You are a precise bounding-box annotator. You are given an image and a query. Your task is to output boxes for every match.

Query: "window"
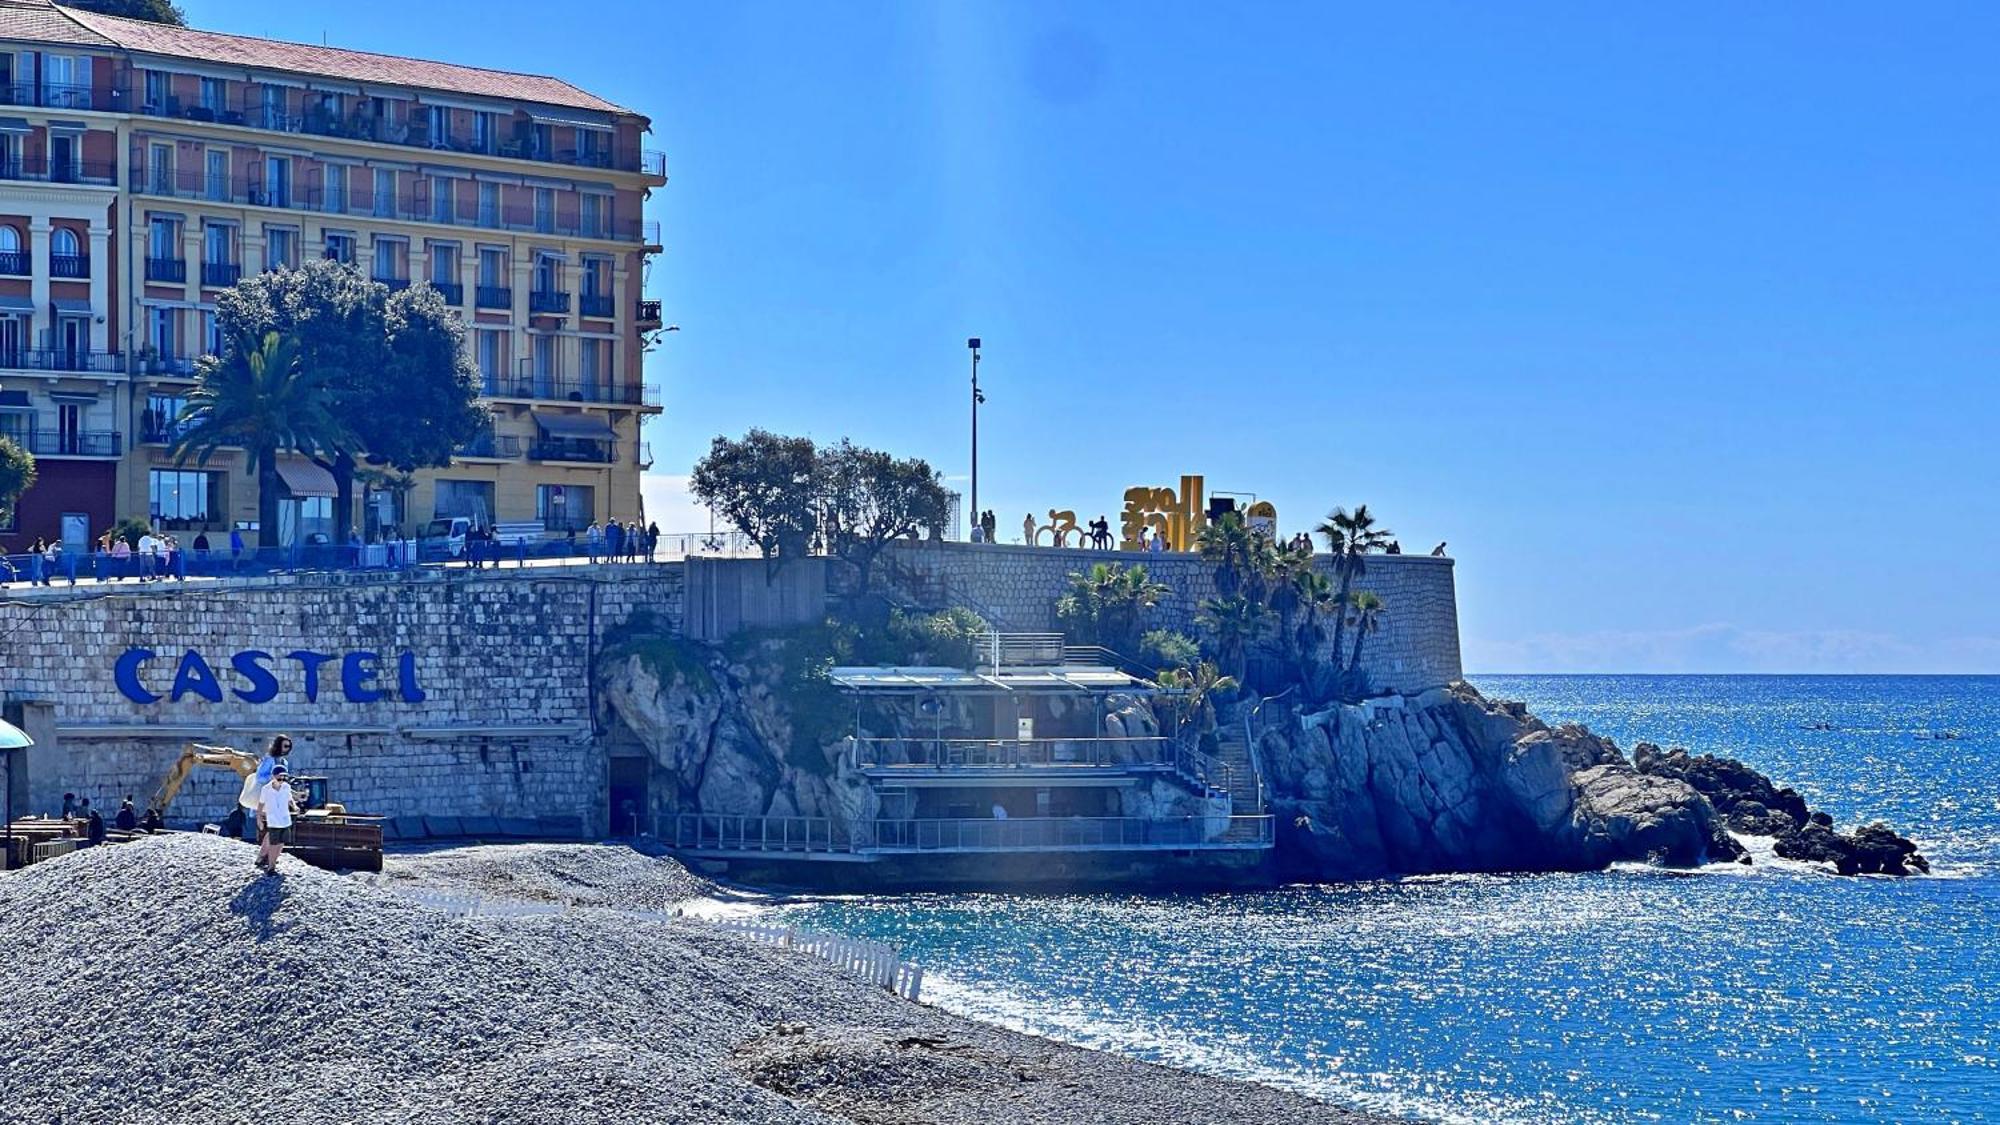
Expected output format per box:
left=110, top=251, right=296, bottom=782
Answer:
left=431, top=175, right=452, bottom=223
left=147, top=306, right=178, bottom=358
left=51, top=227, right=79, bottom=259
left=259, top=84, right=286, bottom=130
left=533, top=252, right=561, bottom=294
left=0, top=225, right=19, bottom=261
left=581, top=256, right=609, bottom=298
left=533, top=188, right=554, bottom=233
left=148, top=216, right=179, bottom=261
left=477, top=182, right=499, bottom=228
left=531, top=332, right=556, bottom=395
left=475, top=329, right=504, bottom=393
left=145, top=392, right=190, bottom=443
left=373, top=168, right=396, bottom=217
left=531, top=123, right=553, bottom=160
left=149, top=142, right=175, bottom=193
left=537, top=484, right=593, bottom=531
left=473, top=111, right=495, bottom=153
left=430, top=242, right=459, bottom=285
left=205, top=149, right=228, bottom=201
left=323, top=164, right=348, bottom=213
left=200, top=77, right=225, bottom=115
left=579, top=338, right=604, bottom=395
left=144, top=70, right=169, bottom=113
left=426, top=105, right=448, bottom=147
left=580, top=194, right=605, bottom=238
left=578, top=128, right=608, bottom=166
left=433, top=478, right=494, bottom=521
left=289, top=496, right=333, bottom=545
left=0, top=133, right=18, bottom=178
left=372, top=236, right=407, bottom=283
left=201, top=309, right=221, bottom=356
left=478, top=246, right=506, bottom=287
left=323, top=232, right=355, bottom=265
left=263, top=155, right=291, bottom=208
left=203, top=223, right=234, bottom=265
left=265, top=227, right=297, bottom=270
left=149, top=469, right=219, bottom=525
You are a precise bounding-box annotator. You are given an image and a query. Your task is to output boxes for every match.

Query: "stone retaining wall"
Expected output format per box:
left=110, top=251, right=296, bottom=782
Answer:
left=882, top=541, right=1462, bottom=694
left=0, top=564, right=683, bottom=831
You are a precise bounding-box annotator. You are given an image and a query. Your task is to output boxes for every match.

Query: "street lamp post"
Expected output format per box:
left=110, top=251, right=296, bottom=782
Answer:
left=968, top=337, right=983, bottom=539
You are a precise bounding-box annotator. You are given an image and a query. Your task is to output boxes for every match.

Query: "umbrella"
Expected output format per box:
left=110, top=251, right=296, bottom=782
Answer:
left=1, top=717, right=32, bottom=869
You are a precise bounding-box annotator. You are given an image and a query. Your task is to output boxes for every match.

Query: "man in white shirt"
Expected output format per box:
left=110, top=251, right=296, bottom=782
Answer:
left=137, top=531, right=162, bottom=581
left=256, top=766, right=298, bottom=873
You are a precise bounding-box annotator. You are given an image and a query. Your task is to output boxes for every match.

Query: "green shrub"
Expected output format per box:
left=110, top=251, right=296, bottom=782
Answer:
left=1140, top=628, right=1201, bottom=671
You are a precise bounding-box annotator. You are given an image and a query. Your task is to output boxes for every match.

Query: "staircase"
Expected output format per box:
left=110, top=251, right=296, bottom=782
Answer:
left=1212, top=726, right=1268, bottom=843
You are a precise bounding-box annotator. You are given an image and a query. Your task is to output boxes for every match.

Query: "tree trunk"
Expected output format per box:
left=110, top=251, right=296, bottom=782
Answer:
left=255, top=455, right=282, bottom=551
left=328, top=450, right=356, bottom=544
left=1327, top=560, right=1354, bottom=673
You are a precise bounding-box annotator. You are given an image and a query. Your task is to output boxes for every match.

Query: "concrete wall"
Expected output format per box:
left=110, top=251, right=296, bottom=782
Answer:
left=882, top=541, right=1463, bottom=694
left=682, top=555, right=829, bottom=642
left=0, top=563, right=683, bottom=830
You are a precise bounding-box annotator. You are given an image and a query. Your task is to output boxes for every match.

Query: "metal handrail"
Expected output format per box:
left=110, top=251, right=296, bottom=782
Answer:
left=848, top=735, right=1176, bottom=771
left=662, top=812, right=1275, bottom=854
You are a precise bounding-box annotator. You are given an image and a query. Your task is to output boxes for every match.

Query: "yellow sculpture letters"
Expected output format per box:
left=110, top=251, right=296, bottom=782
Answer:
left=1119, top=475, right=1206, bottom=551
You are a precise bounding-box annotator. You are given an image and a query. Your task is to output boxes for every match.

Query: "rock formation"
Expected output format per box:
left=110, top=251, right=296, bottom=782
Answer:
left=1632, top=744, right=1929, bottom=875
left=1259, top=682, right=1743, bottom=880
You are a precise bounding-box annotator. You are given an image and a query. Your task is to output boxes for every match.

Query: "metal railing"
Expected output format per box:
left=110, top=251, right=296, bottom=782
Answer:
left=529, top=439, right=617, bottom=464
left=454, top=433, right=523, bottom=459
left=0, top=251, right=24, bottom=276
left=848, top=735, right=1181, bottom=772
left=486, top=376, right=660, bottom=407
left=0, top=82, right=114, bottom=111
left=669, top=814, right=848, bottom=854
left=145, top=257, right=186, bottom=283
left=9, top=430, right=122, bottom=457
left=636, top=299, right=662, bottom=324
left=200, top=261, right=240, bottom=287
left=0, top=349, right=125, bottom=374
left=578, top=293, right=614, bottom=318
left=430, top=281, right=464, bottom=305
left=49, top=254, right=88, bottom=279
left=528, top=289, right=569, bottom=313
left=865, top=815, right=1272, bottom=852
left=0, top=155, right=116, bottom=185
left=129, top=167, right=649, bottom=242
left=475, top=285, right=511, bottom=309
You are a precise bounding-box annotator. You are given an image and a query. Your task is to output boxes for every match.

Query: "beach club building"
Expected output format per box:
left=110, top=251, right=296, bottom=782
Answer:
left=0, top=0, right=666, bottom=553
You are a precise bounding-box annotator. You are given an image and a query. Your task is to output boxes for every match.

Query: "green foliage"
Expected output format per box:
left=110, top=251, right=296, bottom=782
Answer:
left=1157, top=660, right=1239, bottom=741
left=112, top=517, right=150, bottom=549
left=1196, top=594, right=1268, bottom=684
left=62, top=0, right=184, bottom=24
left=879, top=607, right=989, bottom=668
left=819, top=439, right=950, bottom=592
left=602, top=632, right=716, bottom=695
left=691, top=429, right=821, bottom=572
left=1054, top=562, right=1169, bottom=654
left=0, top=436, right=33, bottom=525
left=725, top=622, right=858, bottom=777
left=1140, top=628, right=1200, bottom=672
left=1315, top=504, right=1395, bottom=698
left=175, top=331, right=345, bottom=540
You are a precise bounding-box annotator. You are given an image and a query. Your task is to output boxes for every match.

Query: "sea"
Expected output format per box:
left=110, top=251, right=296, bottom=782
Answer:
left=772, top=675, right=1999, bottom=1124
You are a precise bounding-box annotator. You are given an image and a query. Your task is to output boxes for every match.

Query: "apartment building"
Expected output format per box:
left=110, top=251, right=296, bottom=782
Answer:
left=0, top=0, right=666, bottom=551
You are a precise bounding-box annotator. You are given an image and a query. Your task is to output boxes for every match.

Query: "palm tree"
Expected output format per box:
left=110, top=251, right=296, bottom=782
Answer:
left=1342, top=590, right=1387, bottom=697
left=1196, top=594, right=1266, bottom=684
left=1056, top=562, right=1169, bottom=654
left=1195, top=512, right=1257, bottom=600
left=1157, top=660, right=1239, bottom=745
left=1315, top=504, right=1393, bottom=674
left=1291, top=570, right=1337, bottom=698
left=173, top=331, right=346, bottom=546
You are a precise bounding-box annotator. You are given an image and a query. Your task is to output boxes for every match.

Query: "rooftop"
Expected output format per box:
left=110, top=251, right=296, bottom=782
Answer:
left=0, top=1, right=636, bottom=116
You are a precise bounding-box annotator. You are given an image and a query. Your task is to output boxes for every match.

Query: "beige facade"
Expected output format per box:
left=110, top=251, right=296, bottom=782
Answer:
left=0, top=0, right=666, bottom=550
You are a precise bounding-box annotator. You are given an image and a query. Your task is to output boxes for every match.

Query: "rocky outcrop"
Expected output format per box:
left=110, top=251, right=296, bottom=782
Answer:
left=1262, top=683, right=1742, bottom=880
left=1634, top=744, right=1929, bottom=875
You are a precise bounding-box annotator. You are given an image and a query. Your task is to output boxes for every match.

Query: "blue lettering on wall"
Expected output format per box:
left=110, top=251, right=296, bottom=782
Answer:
left=286, top=651, right=336, bottom=703
left=114, top=647, right=426, bottom=706
left=115, top=648, right=161, bottom=704
left=341, top=652, right=384, bottom=704
left=170, top=650, right=224, bottom=703
left=230, top=650, right=279, bottom=704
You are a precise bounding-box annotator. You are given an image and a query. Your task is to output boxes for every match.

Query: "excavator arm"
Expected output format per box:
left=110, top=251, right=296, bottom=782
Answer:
left=151, top=743, right=260, bottom=815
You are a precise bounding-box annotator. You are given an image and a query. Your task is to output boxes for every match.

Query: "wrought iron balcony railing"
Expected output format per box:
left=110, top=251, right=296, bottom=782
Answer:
left=201, top=261, right=241, bottom=287
left=636, top=299, right=663, bottom=324
left=145, top=257, right=186, bottom=283
left=12, top=430, right=123, bottom=457
left=475, top=285, right=512, bottom=309
left=579, top=293, right=614, bottom=318
left=429, top=281, right=464, bottom=305
left=0, top=349, right=125, bottom=374
left=529, top=289, right=570, bottom=314
left=49, top=254, right=89, bottom=279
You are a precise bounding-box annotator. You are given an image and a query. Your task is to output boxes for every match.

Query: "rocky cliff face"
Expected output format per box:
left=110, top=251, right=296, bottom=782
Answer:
left=1260, top=683, right=1744, bottom=880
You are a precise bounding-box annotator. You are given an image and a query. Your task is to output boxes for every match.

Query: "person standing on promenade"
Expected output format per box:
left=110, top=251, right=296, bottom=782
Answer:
left=646, top=521, right=660, bottom=563
left=229, top=527, right=245, bottom=571
left=111, top=535, right=132, bottom=580
left=586, top=521, right=602, bottom=563
left=255, top=767, right=297, bottom=873
left=605, top=520, right=624, bottom=562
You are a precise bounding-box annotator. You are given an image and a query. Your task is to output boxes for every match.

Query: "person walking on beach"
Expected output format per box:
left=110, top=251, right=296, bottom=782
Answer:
left=240, top=735, right=293, bottom=844
left=255, top=766, right=297, bottom=873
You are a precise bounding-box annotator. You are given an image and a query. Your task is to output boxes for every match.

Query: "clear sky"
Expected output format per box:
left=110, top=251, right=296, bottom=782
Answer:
left=196, top=0, right=1999, bottom=673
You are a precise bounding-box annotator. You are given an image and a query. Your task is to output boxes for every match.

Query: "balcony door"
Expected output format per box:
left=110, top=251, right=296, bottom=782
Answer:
left=50, top=133, right=78, bottom=183
left=53, top=316, right=86, bottom=369
left=0, top=315, right=22, bottom=368
left=56, top=402, right=79, bottom=454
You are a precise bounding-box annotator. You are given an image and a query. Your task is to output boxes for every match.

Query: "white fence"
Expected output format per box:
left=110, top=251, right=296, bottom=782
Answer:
left=395, top=890, right=921, bottom=1002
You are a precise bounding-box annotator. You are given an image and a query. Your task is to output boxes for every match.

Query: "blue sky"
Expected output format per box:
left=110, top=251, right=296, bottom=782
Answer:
left=198, top=1, right=1999, bottom=673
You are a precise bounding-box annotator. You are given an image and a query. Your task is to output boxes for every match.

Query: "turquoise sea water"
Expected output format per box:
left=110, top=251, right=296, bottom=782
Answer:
left=774, top=675, right=1999, bottom=1123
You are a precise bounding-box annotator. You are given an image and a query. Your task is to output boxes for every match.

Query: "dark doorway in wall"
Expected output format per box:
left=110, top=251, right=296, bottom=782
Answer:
left=607, top=757, right=648, bottom=837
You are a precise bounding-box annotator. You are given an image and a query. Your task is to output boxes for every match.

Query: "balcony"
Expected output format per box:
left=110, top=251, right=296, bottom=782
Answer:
left=475, top=285, right=512, bottom=310
left=579, top=293, right=614, bottom=318
left=0, top=251, right=25, bottom=277
left=49, top=255, right=89, bottom=280
left=0, top=82, right=116, bottom=112
left=201, top=262, right=241, bottom=288
left=129, top=83, right=665, bottom=177
left=636, top=441, right=653, bottom=468
left=376, top=276, right=411, bottom=292
left=529, top=439, right=617, bottom=464
left=14, top=430, right=123, bottom=458
left=484, top=376, right=661, bottom=407
left=142, top=415, right=197, bottom=445
left=454, top=432, right=523, bottom=460
left=529, top=290, right=570, bottom=314
left=429, top=281, right=464, bottom=305
left=129, top=168, right=650, bottom=242
left=642, top=220, right=662, bottom=247
left=137, top=353, right=203, bottom=377
left=0, top=349, right=124, bottom=374
left=145, top=257, right=187, bottom=284
left=0, top=155, right=118, bottom=187
left=636, top=299, right=662, bottom=326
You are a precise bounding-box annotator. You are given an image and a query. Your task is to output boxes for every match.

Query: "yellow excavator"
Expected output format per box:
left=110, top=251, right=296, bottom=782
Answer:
left=152, top=742, right=385, bottom=872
